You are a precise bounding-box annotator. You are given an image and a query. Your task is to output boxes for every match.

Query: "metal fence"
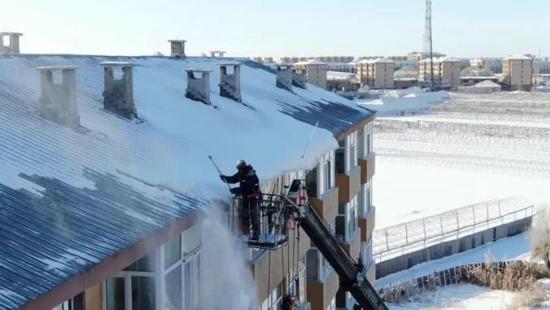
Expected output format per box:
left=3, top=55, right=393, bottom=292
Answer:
left=373, top=196, right=534, bottom=263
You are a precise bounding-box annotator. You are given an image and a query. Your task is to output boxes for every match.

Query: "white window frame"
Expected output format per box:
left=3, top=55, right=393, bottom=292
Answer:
left=102, top=227, right=202, bottom=310
left=318, top=151, right=335, bottom=196
left=346, top=131, right=358, bottom=172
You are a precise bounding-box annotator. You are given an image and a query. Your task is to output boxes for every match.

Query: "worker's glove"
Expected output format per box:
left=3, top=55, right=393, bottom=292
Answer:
left=219, top=175, right=227, bottom=182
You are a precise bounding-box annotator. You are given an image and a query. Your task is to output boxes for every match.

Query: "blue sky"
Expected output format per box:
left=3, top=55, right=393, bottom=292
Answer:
left=1, top=0, right=549, bottom=58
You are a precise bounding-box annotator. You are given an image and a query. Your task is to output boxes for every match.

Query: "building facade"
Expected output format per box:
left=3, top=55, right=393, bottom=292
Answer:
left=294, top=59, right=328, bottom=89
left=418, top=57, right=462, bottom=89
left=501, top=55, right=533, bottom=91
left=470, top=57, right=503, bottom=74
left=1, top=43, right=377, bottom=310
left=356, top=59, right=395, bottom=89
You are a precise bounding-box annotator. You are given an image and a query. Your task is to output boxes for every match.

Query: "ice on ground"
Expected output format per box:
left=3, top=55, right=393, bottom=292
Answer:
left=376, top=232, right=531, bottom=288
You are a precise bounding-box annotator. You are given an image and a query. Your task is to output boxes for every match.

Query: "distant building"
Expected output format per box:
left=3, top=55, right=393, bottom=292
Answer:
left=470, top=57, right=502, bottom=74
left=418, top=57, right=462, bottom=89
left=327, top=61, right=356, bottom=73
left=252, top=56, right=275, bottom=64
left=501, top=55, right=533, bottom=91
left=533, top=58, right=550, bottom=75
left=394, top=69, right=418, bottom=89
left=294, top=59, right=328, bottom=88
left=355, top=58, right=395, bottom=89
left=326, top=71, right=360, bottom=91
left=407, top=51, right=446, bottom=62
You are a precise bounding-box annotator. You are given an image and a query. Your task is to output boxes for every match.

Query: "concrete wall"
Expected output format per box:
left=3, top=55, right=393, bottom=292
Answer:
left=375, top=216, right=532, bottom=279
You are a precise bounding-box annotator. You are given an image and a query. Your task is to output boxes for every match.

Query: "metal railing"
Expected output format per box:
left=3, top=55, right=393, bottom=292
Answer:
left=373, top=196, right=534, bottom=263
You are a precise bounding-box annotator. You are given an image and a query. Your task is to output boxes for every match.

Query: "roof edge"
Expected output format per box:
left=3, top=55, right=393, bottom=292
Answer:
left=21, top=211, right=200, bottom=310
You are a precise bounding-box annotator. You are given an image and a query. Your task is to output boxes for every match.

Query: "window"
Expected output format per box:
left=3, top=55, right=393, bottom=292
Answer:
left=335, top=146, right=345, bottom=174
left=131, top=276, right=156, bottom=310
left=165, top=266, right=182, bottom=310
left=165, top=235, right=182, bottom=268
left=323, top=160, right=332, bottom=193
left=106, top=277, right=126, bottom=310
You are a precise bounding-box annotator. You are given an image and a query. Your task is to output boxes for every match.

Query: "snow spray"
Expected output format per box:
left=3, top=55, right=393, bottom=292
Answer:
left=199, top=202, right=258, bottom=309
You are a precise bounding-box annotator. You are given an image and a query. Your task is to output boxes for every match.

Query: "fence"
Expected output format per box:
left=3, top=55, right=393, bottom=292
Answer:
left=377, top=261, right=523, bottom=304
left=373, top=196, right=534, bottom=263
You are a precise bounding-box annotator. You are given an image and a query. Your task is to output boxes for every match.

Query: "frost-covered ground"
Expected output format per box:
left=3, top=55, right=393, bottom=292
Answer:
left=372, top=91, right=550, bottom=228
left=387, top=284, right=520, bottom=310
left=358, top=87, right=449, bottom=116
left=388, top=279, right=550, bottom=309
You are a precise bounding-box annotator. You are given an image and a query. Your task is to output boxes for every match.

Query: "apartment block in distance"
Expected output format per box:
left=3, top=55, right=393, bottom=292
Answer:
left=501, top=55, right=533, bottom=91
left=355, top=58, right=395, bottom=89
left=293, top=59, right=328, bottom=89
left=418, top=57, right=462, bottom=89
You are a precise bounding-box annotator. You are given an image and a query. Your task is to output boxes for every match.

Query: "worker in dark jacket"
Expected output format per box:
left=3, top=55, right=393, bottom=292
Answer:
left=221, top=160, right=261, bottom=240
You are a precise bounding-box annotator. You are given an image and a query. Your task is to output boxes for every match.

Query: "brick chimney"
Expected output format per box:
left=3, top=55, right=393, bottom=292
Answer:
left=37, top=66, right=80, bottom=129
left=276, top=64, right=293, bottom=92
left=0, top=32, right=23, bottom=55
left=219, top=63, right=241, bottom=102
left=99, top=62, right=136, bottom=119
left=169, top=40, right=186, bottom=58
left=186, top=69, right=212, bottom=105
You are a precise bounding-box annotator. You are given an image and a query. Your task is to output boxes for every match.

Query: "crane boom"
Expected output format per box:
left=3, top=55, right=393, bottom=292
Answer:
left=288, top=198, right=387, bottom=310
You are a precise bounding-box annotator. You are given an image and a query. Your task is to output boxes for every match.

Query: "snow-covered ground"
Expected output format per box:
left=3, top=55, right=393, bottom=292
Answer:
left=388, top=284, right=520, bottom=310
left=373, top=91, right=550, bottom=228
left=357, top=87, right=449, bottom=116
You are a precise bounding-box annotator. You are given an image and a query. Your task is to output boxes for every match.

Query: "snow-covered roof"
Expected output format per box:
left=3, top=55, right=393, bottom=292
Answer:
left=295, top=59, right=327, bottom=65
left=326, top=71, right=358, bottom=81
left=472, top=80, right=502, bottom=88
left=419, top=56, right=462, bottom=63
left=503, top=54, right=533, bottom=60
left=0, top=54, right=374, bottom=308
left=357, top=58, right=394, bottom=64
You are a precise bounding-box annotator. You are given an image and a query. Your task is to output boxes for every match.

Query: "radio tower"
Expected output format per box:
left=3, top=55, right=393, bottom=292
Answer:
left=423, top=0, right=435, bottom=90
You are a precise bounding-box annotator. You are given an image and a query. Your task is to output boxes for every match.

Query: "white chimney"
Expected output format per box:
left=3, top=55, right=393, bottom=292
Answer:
left=37, top=66, right=80, bottom=129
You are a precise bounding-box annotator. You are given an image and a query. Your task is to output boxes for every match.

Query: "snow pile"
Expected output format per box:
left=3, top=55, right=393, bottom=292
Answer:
left=357, top=88, right=449, bottom=116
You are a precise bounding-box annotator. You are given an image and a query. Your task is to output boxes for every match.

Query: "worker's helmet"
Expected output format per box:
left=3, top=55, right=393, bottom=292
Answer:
left=236, top=160, right=247, bottom=170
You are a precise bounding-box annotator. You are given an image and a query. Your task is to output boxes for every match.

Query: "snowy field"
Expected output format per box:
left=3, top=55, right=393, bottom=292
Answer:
left=388, top=284, right=520, bottom=310
left=372, top=91, right=550, bottom=228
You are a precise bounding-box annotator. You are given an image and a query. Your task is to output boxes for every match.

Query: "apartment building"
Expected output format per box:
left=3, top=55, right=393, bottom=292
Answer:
left=0, top=39, right=377, bottom=310
left=355, top=58, right=395, bottom=89
left=293, top=59, right=328, bottom=89
left=470, top=57, right=503, bottom=74
left=418, top=57, right=462, bottom=89
left=304, top=111, right=376, bottom=310
left=501, top=55, right=533, bottom=91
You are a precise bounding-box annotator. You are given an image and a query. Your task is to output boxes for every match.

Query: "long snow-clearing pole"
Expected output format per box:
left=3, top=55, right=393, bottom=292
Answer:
left=296, top=121, right=319, bottom=172
left=208, top=155, right=232, bottom=190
